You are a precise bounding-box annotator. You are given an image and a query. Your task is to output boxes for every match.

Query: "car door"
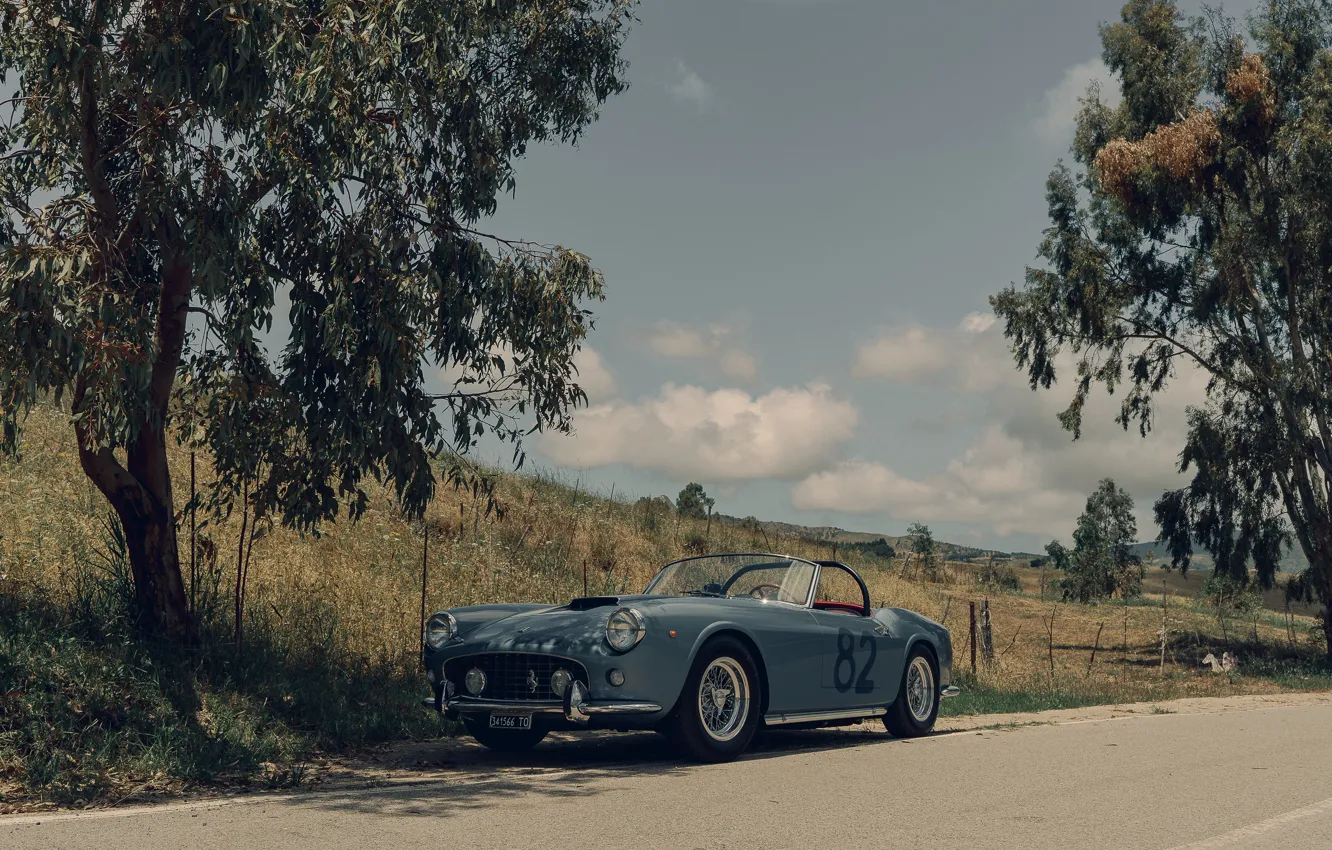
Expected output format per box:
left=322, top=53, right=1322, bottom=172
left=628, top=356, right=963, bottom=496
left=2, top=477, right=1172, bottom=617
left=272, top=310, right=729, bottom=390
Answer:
left=808, top=564, right=905, bottom=710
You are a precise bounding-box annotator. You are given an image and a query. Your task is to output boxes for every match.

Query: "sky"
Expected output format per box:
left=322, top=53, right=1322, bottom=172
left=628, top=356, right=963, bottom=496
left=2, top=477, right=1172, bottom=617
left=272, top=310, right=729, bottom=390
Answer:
left=4, top=0, right=1258, bottom=554
left=455, top=0, right=1272, bottom=554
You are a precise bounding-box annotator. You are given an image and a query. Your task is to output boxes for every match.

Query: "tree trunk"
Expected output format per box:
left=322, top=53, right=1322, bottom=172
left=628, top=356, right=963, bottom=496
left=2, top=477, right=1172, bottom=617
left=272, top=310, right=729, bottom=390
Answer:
left=72, top=222, right=194, bottom=643
left=116, top=485, right=191, bottom=640
left=77, top=409, right=191, bottom=641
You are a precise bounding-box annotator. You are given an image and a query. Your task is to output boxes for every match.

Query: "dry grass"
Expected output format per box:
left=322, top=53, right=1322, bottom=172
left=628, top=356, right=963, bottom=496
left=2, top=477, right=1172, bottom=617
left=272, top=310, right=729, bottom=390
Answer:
left=3, top=400, right=1327, bottom=700
left=2, top=402, right=1331, bottom=806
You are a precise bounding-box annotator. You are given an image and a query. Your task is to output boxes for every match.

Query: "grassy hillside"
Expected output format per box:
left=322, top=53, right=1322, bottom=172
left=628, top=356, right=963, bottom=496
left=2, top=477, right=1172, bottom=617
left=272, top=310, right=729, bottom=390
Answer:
left=2, top=400, right=1331, bottom=810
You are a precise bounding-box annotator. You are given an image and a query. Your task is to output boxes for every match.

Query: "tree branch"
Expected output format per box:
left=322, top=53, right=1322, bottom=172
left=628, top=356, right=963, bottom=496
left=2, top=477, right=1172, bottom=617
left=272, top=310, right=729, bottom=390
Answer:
left=78, top=1, right=119, bottom=228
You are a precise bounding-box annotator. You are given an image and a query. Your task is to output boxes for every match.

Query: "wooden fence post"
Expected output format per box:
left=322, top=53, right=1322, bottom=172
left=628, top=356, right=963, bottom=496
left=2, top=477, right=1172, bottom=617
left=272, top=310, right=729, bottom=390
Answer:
left=969, top=601, right=978, bottom=675
left=979, top=599, right=994, bottom=664
left=419, top=524, right=429, bottom=657
left=189, top=450, right=197, bottom=621
left=1046, top=604, right=1057, bottom=677
left=1123, top=605, right=1130, bottom=665
left=1159, top=578, right=1169, bottom=670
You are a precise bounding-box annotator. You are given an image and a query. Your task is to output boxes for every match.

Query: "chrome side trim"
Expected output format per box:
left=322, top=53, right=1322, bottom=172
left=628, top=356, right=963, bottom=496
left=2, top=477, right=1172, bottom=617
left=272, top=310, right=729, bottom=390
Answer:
left=763, top=707, right=887, bottom=726
left=940, top=686, right=961, bottom=699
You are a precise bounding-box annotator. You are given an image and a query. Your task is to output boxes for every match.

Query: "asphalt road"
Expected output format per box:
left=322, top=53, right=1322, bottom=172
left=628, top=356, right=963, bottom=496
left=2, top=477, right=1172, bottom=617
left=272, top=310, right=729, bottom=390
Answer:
left=6, top=695, right=1332, bottom=850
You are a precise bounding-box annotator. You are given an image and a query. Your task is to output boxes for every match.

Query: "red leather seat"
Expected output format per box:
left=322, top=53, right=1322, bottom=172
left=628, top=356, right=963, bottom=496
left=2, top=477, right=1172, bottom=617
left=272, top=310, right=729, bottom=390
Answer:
left=812, top=600, right=868, bottom=616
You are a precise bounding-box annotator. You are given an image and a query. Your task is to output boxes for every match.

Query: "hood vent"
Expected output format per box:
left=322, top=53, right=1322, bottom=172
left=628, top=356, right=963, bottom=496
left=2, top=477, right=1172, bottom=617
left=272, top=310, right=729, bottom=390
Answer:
left=567, top=596, right=620, bottom=611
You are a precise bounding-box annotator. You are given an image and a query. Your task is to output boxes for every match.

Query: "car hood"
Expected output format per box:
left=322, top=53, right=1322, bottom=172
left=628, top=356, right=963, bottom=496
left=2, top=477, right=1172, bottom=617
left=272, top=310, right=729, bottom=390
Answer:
left=453, top=593, right=780, bottom=656
left=458, top=595, right=661, bottom=656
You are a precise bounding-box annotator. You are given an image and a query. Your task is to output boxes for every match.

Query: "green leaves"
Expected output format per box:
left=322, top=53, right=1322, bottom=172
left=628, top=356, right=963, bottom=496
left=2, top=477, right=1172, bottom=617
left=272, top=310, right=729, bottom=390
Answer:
left=994, top=1, right=1332, bottom=640
left=675, top=482, right=714, bottom=520
left=0, top=1, right=634, bottom=541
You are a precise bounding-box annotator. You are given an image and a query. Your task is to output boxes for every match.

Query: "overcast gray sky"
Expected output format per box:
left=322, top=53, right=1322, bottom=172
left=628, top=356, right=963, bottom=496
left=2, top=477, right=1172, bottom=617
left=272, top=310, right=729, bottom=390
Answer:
left=461, top=0, right=1272, bottom=553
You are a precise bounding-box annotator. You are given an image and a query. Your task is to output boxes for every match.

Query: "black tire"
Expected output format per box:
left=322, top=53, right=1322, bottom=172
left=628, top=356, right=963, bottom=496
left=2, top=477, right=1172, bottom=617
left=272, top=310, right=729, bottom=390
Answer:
left=883, top=645, right=940, bottom=738
left=668, top=637, right=763, bottom=763
left=463, top=715, right=548, bottom=752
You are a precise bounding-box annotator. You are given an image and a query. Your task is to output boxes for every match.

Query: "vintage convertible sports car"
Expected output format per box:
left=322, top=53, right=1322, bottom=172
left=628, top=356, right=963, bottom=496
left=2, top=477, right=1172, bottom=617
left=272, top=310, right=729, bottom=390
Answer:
left=422, top=553, right=958, bottom=762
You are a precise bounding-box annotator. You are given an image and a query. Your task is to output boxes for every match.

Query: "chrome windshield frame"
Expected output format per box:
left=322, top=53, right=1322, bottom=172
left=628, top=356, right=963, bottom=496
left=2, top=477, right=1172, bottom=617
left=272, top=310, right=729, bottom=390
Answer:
left=643, top=553, right=822, bottom=609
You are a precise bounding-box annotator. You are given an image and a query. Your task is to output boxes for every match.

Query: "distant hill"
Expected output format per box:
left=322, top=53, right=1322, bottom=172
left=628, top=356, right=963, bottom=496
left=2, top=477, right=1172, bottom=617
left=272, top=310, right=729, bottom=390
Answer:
left=713, top=514, right=1033, bottom=563
left=715, top=514, right=1308, bottom=574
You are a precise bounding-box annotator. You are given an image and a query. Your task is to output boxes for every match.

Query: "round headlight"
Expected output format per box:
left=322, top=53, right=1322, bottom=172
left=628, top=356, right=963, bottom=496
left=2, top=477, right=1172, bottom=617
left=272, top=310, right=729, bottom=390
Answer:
left=605, top=607, right=646, bottom=652
left=464, top=667, right=487, bottom=695
left=425, top=611, right=458, bottom=651
left=550, top=668, right=573, bottom=697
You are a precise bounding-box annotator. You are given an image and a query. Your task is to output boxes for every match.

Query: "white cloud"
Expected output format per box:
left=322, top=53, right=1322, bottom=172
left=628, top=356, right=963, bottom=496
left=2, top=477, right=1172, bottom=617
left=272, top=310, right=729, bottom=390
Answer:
left=541, top=382, right=858, bottom=482
left=799, top=333, right=1210, bottom=541
left=572, top=347, right=617, bottom=404
left=648, top=320, right=758, bottom=382
left=668, top=61, right=713, bottom=113
left=960, top=312, right=997, bottom=334
left=831, top=313, right=1213, bottom=541
left=1035, top=58, right=1122, bottom=145
left=852, top=313, right=1013, bottom=394
left=852, top=326, right=950, bottom=383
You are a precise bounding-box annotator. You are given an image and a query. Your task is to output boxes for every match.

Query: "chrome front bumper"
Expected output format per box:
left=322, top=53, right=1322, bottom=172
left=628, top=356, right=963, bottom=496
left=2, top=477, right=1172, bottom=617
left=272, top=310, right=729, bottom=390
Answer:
left=424, top=681, right=661, bottom=725
left=940, top=685, right=961, bottom=699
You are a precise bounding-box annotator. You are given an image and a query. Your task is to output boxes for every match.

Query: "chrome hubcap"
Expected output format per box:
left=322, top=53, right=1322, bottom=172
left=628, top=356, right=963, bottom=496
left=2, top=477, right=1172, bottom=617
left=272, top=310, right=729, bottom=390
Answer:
left=906, top=656, right=935, bottom=723
left=698, top=657, right=749, bottom=742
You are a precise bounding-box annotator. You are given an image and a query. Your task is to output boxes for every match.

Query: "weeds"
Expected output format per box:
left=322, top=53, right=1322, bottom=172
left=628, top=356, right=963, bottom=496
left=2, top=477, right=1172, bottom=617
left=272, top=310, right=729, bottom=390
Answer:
left=2, top=404, right=1330, bottom=808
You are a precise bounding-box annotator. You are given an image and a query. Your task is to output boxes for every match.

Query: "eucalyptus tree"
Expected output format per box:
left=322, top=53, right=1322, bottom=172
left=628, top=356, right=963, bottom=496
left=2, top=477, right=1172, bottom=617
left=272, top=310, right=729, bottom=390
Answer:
left=1054, top=478, right=1144, bottom=603
left=0, top=1, right=635, bottom=640
left=991, top=0, right=1332, bottom=653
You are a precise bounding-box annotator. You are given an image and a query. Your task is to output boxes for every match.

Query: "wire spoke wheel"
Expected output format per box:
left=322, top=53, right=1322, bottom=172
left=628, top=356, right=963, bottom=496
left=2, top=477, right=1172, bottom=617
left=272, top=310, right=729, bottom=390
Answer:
left=905, top=655, right=935, bottom=723
left=696, top=656, right=750, bottom=742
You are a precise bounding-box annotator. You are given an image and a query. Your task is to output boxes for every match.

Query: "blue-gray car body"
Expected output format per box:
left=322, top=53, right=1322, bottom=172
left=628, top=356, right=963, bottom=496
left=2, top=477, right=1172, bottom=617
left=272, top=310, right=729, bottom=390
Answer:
left=422, top=554, right=956, bottom=732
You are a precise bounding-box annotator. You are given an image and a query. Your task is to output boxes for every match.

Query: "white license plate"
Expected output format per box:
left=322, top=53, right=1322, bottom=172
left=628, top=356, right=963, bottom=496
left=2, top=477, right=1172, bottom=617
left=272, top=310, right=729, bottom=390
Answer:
left=488, top=713, right=533, bottom=730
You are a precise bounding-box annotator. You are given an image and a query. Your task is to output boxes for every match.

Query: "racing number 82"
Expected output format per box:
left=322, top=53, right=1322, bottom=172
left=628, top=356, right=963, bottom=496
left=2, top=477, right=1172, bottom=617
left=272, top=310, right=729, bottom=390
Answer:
left=833, top=627, right=877, bottom=694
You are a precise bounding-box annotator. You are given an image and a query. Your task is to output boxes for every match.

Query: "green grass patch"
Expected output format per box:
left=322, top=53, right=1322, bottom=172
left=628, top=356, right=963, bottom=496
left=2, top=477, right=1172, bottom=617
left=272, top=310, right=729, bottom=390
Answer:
left=1238, top=656, right=1332, bottom=690
left=939, top=675, right=1119, bottom=717
left=0, top=587, right=450, bottom=809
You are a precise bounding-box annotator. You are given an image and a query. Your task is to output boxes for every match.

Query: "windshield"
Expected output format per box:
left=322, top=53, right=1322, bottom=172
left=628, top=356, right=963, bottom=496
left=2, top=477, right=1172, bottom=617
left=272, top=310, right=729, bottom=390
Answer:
left=644, top=554, right=817, bottom=606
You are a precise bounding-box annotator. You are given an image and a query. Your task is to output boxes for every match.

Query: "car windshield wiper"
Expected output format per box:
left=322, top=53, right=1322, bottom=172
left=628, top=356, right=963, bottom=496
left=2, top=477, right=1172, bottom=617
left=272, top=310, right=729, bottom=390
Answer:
left=681, top=590, right=726, bottom=597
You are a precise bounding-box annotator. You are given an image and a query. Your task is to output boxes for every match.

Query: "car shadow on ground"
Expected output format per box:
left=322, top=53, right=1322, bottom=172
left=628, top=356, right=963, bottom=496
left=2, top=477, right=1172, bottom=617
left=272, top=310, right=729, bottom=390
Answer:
left=293, top=723, right=918, bottom=818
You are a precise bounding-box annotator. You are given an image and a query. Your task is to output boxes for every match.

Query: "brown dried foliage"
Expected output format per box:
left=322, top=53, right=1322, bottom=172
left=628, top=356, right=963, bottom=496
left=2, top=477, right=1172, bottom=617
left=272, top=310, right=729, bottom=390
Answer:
left=1094, top=110, right=1220, bottom=203
left=1226, top=53, right=1276, bottom=124
left=1149, top=110, right=1221, bottom=180
left=1095, top=139, right=1148, bottom=204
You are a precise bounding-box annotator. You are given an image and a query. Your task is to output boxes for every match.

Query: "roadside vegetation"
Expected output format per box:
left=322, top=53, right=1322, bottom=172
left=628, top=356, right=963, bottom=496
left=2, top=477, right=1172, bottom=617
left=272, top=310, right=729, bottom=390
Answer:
left=4, top=403, right=1331, bottom=810
left=7, top=0, right=1332, bottom=812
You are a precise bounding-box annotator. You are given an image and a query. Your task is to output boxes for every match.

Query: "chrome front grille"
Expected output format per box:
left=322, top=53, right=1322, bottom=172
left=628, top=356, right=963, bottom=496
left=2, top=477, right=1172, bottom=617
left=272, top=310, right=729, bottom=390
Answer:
left=444, top=653, right=589, bottom=702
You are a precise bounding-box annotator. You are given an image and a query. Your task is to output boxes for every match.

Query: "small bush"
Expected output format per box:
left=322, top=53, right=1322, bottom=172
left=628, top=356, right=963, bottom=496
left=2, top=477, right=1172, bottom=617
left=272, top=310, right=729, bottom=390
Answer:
left=682, top=532, right=708, bottom=556
left=977, top=560, right=1021, bottom=592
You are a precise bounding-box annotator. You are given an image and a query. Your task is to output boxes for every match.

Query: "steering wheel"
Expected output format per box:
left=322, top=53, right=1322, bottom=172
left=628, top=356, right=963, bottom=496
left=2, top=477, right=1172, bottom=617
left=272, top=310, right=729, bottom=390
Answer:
left=749, top=583, right=783, bottom=601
